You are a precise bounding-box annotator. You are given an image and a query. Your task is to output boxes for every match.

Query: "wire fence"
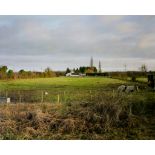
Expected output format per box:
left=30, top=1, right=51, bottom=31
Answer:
left=0, top=89, right=105, bottom=104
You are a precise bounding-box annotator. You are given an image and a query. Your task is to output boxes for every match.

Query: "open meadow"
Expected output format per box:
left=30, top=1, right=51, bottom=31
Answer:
left=0, top=77, right=127, bottom=90
left=0, top=77, right=127, bottom=103
left=0, top=77, right=154, bottom=139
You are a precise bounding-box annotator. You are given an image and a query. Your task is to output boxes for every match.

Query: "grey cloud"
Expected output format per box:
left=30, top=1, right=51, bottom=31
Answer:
left=0, top=16, right=155, bottom=71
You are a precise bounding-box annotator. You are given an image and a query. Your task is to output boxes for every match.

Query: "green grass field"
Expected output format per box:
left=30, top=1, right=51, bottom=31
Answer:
left=0, top=77, right=127, bottom=91
left=0, top=77, right=149, bottom=104
left=137, top=77, right=147, bottom=83
left=0, top=77, right=129, bottom=103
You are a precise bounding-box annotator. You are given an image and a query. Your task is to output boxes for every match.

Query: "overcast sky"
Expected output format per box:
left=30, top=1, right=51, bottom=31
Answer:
left=0, top=15, right=155, bottom=71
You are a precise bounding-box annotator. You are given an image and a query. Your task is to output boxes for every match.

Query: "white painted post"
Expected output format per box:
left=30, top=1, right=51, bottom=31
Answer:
left=7, top=98, right=10, bottom=103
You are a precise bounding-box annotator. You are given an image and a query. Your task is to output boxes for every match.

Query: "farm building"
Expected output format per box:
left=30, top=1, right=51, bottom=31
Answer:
left=66, top=71, right=85, bottom=77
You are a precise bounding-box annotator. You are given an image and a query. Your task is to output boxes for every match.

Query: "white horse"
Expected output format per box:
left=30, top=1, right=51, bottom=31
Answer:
left=117, top=85, right=139, bottom=93
left=125, top=85, right=139, bottom=93
left=117, top=85, right=127, bottom=92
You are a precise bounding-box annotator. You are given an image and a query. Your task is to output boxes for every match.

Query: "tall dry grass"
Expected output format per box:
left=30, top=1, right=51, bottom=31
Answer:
left=0, top=91, right=154, bottom=139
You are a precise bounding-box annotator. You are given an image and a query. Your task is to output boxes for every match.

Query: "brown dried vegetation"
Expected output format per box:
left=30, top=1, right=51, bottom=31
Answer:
left=0, top=92, right=154, bottom=139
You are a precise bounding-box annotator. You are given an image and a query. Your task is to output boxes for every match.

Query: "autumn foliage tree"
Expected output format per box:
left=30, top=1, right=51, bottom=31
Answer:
left=0, top=66, right=8, bottom=79
left=7, top=69, right=15, bottom=79
left=44, top=67, right=56, bottom=77
left=0, top=65, right=57, bottom=79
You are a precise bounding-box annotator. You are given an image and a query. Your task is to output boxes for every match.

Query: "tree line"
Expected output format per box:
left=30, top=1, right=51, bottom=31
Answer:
left=0, top=64, right=149, bottom=80
left=65, top=64, right=148, bottom=75
left=65, top=66, right=97, bottom=74
left=0, top=66, right=56, bottom=79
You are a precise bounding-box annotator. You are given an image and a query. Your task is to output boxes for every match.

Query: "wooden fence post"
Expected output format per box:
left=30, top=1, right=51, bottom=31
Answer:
left=90, top=90, right=92, bottom=100
left=6, top=91, right=8, bottom=98
left=129, top=103, right=132, bottom=115
left=57, top=94, right=60, bottom=103
left=41, top=91, right=44, bottom=103
left=112, top=89, right=115, bottom=98
left=64, top=91, right=66, bottom=103
left=19, top=91, right=21, bottom=103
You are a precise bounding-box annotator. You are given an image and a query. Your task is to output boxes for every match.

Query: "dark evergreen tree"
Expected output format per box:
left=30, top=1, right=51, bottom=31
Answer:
left=65, top=68, right=71, bottom=74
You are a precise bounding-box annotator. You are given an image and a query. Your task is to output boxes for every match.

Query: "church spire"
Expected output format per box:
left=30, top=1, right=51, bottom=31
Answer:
left=90, top=57, right=93, bottom=67
left=98, top=60, right=102, bottom=73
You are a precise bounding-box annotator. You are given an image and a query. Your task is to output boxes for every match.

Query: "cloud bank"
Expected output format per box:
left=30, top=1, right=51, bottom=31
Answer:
left=0, top=15, right=155, bottom=71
